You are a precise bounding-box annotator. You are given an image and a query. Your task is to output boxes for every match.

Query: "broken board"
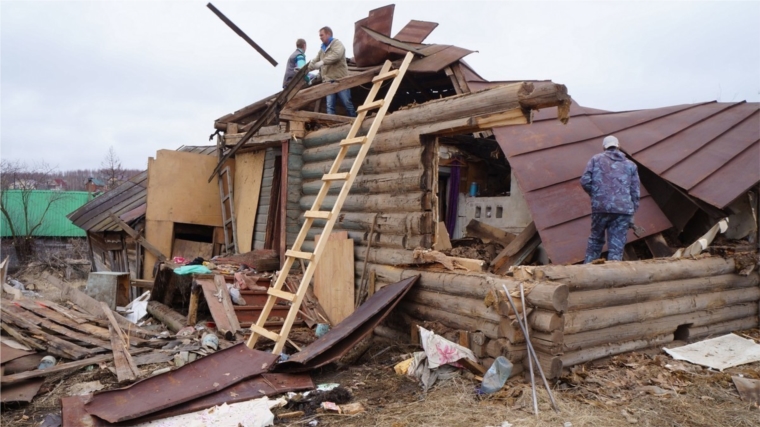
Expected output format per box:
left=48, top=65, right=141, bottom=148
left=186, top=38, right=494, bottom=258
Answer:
left=198, top=276, right=240, bottom=337
left=313, top=232, right=355, bottom=325
left=171, top=238, right=214, bottom=261
left=233, top=151, right=266, bottom=253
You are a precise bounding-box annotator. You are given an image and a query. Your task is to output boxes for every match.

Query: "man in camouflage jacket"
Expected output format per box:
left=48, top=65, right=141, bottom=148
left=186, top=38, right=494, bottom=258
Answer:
left=580, top=135, right=641, bottom=263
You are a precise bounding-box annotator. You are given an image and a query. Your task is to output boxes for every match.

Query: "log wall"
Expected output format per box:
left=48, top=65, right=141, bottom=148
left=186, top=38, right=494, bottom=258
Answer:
left=512, top=255, right=760, bottom=377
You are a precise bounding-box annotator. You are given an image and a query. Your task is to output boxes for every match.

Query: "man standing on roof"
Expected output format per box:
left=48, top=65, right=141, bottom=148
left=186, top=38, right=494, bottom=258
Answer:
left=283, top=38, right=308, bottom=88
left=580, top=135, right=641, bottom=263
left=307, top=26, right=357, bottom=117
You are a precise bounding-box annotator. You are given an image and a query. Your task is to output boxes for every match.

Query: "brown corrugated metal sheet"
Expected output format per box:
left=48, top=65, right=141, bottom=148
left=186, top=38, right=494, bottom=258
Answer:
left=84, top=343, right=278, bottom=423
left=493, top=100, right=760, bottom=264
left=394, top=19, right=438, bottom=43
left=353, top=4, right=395, bottom=67
left=68, top=146, right=217, bottom=233
left=407, top=45, right=476, bottom=73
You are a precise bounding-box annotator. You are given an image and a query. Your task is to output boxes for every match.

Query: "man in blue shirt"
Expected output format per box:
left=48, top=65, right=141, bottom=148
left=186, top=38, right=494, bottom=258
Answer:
left=580, top=135, right=641, bottom=263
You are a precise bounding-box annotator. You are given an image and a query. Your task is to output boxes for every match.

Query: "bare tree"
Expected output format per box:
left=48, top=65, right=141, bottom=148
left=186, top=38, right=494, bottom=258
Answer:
left=99, top=146, right=124, bottom=190
left=0, top=160, right=70, bottom=264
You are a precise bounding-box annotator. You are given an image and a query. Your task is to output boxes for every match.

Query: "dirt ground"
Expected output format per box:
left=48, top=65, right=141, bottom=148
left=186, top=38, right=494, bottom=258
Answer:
left=2, top=269, right=759, bottom=426
left=272, top=335, right=760, bottom=427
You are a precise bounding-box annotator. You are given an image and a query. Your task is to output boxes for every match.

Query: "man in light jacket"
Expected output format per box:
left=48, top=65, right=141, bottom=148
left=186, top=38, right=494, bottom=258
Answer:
left=580, top=135, right=641, bottom=263
left=307, top=26, right=356, bottom=117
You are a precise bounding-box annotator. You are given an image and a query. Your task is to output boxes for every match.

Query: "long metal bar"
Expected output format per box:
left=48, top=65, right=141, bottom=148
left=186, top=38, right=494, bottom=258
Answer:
left=207, top=3, right=278, bottom=66
left=502, top=284, right=560, bottom=413
left=521, top=283, right=539, bottom=416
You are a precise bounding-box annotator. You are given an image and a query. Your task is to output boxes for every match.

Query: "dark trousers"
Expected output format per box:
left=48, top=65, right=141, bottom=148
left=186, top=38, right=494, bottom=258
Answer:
left=584, top=213, right=632, bottom=263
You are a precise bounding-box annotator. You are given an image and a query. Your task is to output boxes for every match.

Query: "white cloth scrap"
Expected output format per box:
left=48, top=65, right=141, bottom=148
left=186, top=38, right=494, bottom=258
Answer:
left=664, top=333, right=760, bottom=371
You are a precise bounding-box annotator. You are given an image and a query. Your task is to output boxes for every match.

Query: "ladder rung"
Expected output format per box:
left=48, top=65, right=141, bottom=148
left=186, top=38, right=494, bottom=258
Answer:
left=304, top=210, right=331, bottom=219
left=322, top=173, right=350, bottom=181
left=267, top=288, right=295, bottom=302
left=357, top=99, right=384, bottom=113
left=339, top=136, right=367, bottom=147
left=249, top=324, right=280, bottom=342
left=372, top=69, right=399, bottom=83
left=285, top=250, right=314, bottom=261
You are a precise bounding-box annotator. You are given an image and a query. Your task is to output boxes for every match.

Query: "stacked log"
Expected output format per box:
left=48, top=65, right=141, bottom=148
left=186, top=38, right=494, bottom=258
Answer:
left=361, top=263, right=568, bottom=376
left=513, top=256, right=760, bottom=377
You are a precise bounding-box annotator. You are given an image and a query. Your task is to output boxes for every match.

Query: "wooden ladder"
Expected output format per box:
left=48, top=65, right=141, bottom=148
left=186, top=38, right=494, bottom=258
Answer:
left=246, top=52, right=414, bottom=353
left=218, top=165, right=238, bottom=254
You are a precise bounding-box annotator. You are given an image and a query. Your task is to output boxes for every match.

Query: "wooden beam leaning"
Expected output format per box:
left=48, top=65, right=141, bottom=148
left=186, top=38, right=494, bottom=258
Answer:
left=108, top=212, right=167, bottom=262
left=100, top=302, right=140, bottom=382
left=206, top=3, right=277, bottom=67
left=210, top=66, right=309, bottom=181
left=285, top=66, right=382, bottom=111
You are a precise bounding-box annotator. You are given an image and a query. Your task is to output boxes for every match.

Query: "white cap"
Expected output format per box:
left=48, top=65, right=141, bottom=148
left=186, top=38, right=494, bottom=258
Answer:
left=603, top=135, right=619, bottom=149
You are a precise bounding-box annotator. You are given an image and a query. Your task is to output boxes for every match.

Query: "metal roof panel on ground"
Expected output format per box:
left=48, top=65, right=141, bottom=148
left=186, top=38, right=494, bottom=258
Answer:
left=1, top=191, right=90, bottom=238
left=493, top=100, right=760, bottom=264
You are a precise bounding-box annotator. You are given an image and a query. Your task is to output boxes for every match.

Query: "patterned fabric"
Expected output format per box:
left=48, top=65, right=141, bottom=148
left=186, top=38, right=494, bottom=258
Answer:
left=282, top=48, right=306, bottom=88
left=584, top=213, right=632, bottom=263
left=580, top=148, right=641, bottom=215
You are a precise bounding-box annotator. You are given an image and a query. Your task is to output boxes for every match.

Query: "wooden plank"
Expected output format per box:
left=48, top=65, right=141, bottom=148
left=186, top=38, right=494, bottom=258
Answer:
left=285, top=66, right=382, bottom=111
left=199, top=278, right=237, bottom=337
left=109, top=213, right=167, bottom=262
left=314, top=232, right=355, bottom=324
left=214, top=275, right=241, bottom=332
left=100, top=302, right=140, bottom=382
left=171, top=239, right=213, bottom=261
left=645, top=232, right=675, bottom=257
left=0, top=322, right=46, bottom=352
left=7, top=300, right=114, bottom=350
left=0, top=348, right=149, bottom=385
left=147, top=150, right=223, bottom=226
left=491, top=222, right=539, bottom=274
left=279, top=110, right=355, bottom=124
left=233, top=151, right=266, bottom=252
left=41, top=272, right=156, bottom=338
left=433, top=221, right=452, bottom=251
left=142, top=219, right=174, bottom=279
left=465, top=219, right=516, bottom=246
left=0, top=304, right=96, bottom=359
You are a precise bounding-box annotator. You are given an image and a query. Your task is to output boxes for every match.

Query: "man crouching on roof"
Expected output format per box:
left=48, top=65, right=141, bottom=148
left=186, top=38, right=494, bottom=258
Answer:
left=307, top=26, right=357, bottom=117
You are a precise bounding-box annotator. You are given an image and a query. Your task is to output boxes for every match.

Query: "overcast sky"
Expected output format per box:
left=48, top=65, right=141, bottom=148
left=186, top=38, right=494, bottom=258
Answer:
left=1, top=1, right=758, bottom=171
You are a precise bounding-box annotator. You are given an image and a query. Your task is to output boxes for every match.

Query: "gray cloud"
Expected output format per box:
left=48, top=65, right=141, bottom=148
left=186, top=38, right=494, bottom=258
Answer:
left=2, top=1, right=758, bottom=170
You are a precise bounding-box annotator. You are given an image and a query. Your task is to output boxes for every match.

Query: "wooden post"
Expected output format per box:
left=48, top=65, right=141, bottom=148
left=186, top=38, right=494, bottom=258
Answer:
left=187, top=281, right=202, bottom=326
left=280, top=140, right=288, bottom=269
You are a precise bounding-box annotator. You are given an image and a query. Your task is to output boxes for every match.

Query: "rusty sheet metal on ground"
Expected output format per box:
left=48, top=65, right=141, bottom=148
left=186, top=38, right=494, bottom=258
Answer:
left=83, top=343, right=277, bottom=423
left=0, top=342, right=34, bottom=364
left=277, top=275, right=419, bottom=371
left=1, top=353, right=45, bottom=375
left=61, top=373, right=313, bottom=427
left=0, top=378, right=45, bottom=403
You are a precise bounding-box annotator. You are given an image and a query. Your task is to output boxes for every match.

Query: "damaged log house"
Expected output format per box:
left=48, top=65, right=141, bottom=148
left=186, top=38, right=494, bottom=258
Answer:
left=67, top=4, right=760, bottom=377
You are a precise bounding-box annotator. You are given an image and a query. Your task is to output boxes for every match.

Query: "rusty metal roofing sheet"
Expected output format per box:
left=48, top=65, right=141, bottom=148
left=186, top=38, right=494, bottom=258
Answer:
left=353, top=4, right=395, bottom=67
left=84, top=343, right=277, bottom=423
left=494, top=100, right=760, bottom=264
left=0, top=342, right=34, bottom=364
left=61, top=373, right=313, bottom=426
left=394, top=20, right=438, bottom=43
left=277, top=275, right=418, bottom=371
left=0, top=378, right=44, bottom=403
left=407, top=45, right=476, bottom=73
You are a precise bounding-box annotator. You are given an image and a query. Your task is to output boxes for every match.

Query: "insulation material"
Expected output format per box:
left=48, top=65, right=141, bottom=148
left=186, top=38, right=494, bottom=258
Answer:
left=664, top=334, right=760, bottom=371
left=673, top=218, right=728, bottom=258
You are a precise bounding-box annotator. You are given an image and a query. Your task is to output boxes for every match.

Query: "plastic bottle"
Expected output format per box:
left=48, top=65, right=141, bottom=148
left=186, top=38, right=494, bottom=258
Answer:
left=481, top=356, right=513, bottom=393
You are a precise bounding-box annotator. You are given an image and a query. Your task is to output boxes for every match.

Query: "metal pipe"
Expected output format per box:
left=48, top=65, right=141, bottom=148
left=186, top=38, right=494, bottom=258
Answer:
left=503, top=284, right=560, bottom=413
left=521, top=283, right=539, bottom=416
